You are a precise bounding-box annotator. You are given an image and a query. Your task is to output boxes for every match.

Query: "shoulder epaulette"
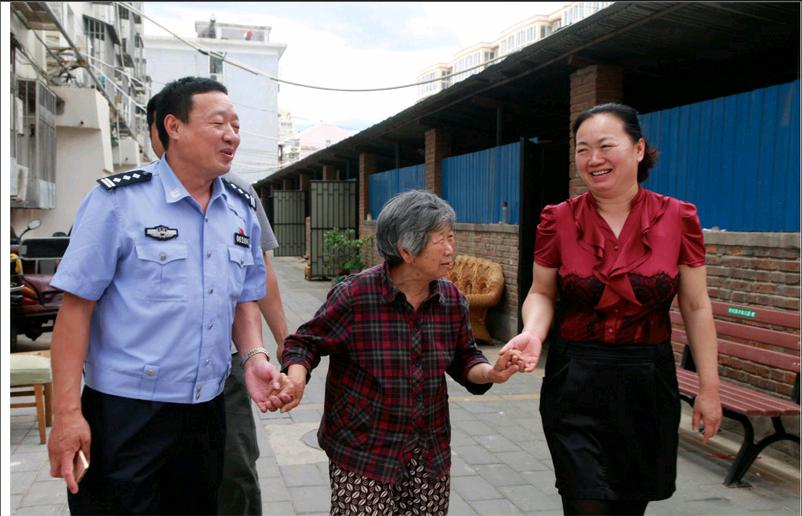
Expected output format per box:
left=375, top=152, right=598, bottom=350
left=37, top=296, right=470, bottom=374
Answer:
left=222, top=179, right=257, bottom=210
left=97, top=170, right=152, bottom=191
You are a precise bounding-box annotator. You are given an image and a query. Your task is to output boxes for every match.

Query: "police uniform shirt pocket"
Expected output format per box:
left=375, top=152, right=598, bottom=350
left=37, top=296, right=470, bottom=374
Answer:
left=135, top=242, right=189, bottom=301
left=227, top=246, right=254, bottom=298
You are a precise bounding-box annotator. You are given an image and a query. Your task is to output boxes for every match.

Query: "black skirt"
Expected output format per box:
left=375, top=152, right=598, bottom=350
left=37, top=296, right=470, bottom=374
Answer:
left=540, top=338, right=681, bottom=501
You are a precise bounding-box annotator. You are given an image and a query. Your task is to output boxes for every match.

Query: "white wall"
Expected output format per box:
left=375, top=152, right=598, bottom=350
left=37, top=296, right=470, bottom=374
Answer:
left=145, top=37, right=283, bottom=184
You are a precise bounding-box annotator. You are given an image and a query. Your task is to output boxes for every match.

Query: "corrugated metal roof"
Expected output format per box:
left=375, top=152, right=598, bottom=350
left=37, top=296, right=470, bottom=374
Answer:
left=256, top=2, right=799, bottom=189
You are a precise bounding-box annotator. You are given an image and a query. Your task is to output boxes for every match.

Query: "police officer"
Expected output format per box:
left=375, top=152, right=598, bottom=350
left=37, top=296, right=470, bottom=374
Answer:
left=148, top=89, right=288, bottom=515
left=47, top=76, right=291, bottom=515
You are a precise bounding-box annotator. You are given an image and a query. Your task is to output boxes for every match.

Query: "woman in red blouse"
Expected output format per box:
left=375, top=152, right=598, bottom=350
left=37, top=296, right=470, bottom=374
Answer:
left=280, top=190, right=523, bottom=515
left=502, top=103, right=722, bottom=515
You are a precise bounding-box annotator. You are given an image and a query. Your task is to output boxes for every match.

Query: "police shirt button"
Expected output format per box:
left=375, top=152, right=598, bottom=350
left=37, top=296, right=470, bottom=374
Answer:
left=206, top=250, right=212, bottom=258
left=205, top=217, right=209, bottom=223
left=146, top=369, right=154, bottom=376
left=208, top=288, right=214, bottom=295
left=159, top=253, right=166, bottom=262
left=207, top=322, right=214, bottom=330
left=205, top=359, right=210, bottom=366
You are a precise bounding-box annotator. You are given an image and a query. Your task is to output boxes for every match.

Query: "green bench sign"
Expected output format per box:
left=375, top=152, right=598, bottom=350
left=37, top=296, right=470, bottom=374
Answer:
left=727, top=306, right=756, bottom=319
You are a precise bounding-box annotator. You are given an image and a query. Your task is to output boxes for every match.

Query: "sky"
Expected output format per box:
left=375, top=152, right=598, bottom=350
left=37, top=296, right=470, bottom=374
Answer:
left=143, top=2, right=567, bottom=132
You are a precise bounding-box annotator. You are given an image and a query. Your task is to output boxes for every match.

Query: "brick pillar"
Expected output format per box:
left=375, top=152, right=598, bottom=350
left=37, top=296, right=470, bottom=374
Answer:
left=568, top=64, right=623, bottom=197
left=282, top=178, right=293, bottom=190
left=424, top=127, right=450, bottom=196
left=298, top=173, right=310, bottom=191
left=322, top=164, right=337, bottom=180
left=359, top=153, right=378, bottom=223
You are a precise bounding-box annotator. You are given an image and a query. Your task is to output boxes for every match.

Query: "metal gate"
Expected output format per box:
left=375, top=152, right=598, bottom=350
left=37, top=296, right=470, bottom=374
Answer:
left=309, top=180, right=357, bottom=279
left=272, top=190, right=305, bottom=256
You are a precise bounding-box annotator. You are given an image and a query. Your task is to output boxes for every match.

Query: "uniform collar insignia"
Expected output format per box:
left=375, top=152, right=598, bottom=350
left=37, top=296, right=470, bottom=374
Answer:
left=97, top=170, right=152, bottom=191
left=222, top=179, right=257, bottom=210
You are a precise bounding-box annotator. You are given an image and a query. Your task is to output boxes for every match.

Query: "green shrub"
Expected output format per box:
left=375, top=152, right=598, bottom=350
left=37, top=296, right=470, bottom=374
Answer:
left=323, top=228, right=373, bottom=276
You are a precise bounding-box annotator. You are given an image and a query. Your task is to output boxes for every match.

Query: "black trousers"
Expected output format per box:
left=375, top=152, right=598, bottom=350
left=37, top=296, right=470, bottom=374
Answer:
left=68, top=386, right=227, bottom=515
left=218, top=353, right=262, bottom=515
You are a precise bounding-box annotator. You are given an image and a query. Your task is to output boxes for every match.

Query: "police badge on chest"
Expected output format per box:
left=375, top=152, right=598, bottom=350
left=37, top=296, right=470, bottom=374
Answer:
left=145, top=225, right=178, bottom=241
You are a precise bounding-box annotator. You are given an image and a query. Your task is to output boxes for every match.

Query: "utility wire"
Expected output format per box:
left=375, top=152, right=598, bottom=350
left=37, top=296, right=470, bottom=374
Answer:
left=117, top=1, right=513, bottom=93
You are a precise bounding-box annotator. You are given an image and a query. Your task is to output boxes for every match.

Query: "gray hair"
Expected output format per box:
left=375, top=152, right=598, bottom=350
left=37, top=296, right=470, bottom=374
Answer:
left=375, top=190, right=456, bottom=266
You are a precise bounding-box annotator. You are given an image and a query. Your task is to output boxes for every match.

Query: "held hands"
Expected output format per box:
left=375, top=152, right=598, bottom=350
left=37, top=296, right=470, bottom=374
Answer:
left=693, top=387, right=722, bottom=443
left=499, top=331, right=543, bottom=373
left=486, top=349, right=525, bottom=384
left=243, top=357, right=293, bottom=412
left=48, top=410, right=91, bottom=494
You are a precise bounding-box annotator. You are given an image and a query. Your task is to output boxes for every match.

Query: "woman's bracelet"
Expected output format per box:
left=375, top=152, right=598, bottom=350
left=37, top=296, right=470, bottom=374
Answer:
left=240, top=346, right=270, bottom=367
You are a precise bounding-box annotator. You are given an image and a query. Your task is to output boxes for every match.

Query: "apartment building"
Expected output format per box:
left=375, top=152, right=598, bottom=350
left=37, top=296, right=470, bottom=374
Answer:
left=9, top=2, right=151, bottom=237
left=416, top=1, right=613, bottom=101
left=145, top=18, right=286, bottom=184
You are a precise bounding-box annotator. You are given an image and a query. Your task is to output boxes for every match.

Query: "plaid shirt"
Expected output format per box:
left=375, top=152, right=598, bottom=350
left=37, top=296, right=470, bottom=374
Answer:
left=283, top=262, right=491, bottom=483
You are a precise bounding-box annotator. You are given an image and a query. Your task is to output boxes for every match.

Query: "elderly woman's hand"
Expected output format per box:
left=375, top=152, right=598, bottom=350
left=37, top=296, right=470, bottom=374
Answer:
left=278, top=364, right=309, bottom=413
left=487, top=349, right=525, bottom=383
left=499, top=332, right=542, bottom=373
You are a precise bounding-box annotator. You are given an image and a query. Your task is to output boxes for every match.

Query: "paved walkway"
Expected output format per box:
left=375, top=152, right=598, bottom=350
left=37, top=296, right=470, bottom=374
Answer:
left=9, top=256, right=800, bottom=515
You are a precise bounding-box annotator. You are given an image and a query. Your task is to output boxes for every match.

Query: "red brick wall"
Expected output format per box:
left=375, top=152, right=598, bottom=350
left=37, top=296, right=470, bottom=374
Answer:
left=424, top=127, right=451, bottom=195
left=569, top=64, right=623, bottom=197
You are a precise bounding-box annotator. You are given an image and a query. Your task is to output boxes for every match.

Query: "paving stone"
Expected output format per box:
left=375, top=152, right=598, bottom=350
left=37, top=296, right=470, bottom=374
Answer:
left=495, top=450, right=550, bottom=473
left=262, top=501, right=294, bottom=515
left=10, top=452, right=49, bottom=474
left=456, top=419, right=495, bottom=436
left=450, top=427, right=475, bottom=446
left=288, top=485, right=332, bottom=513
left=10, top=471, right=36, bottom=495
left=280, top=463, right=328, bottom=487
left=9, top=494, right=22, bottom=511
left=450, top=453, right=478, bottom=477
left=260, top=476, right=291, bottom=502
left=452, top=444, right=498, bottom=466
left=447, top=491, right=478, bottom=515
left=451, top=475, right=504, bottom=501
left=498, top=484, right=562, bottom=512
left=475, top=433, right=522, bottom=453
left=469, top=498, right=525, bottom=515
left=13, top=504, right=63, bottom=516
left=20, top=479, right=68, bottom=507
left=474, top=463, right=525, bottom=487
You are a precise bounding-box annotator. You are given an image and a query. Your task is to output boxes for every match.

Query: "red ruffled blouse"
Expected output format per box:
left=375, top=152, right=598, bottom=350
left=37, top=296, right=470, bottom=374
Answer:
left=534, top=188, right=706, bottom=345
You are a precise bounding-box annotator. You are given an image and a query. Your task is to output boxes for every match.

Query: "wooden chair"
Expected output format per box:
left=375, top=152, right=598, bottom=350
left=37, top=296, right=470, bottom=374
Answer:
left=10, top=352, right=53, bottom=444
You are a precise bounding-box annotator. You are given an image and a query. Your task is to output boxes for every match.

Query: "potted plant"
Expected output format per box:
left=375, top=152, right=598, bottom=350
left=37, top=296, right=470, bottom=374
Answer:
left=323, top=228, right=373, bottom=283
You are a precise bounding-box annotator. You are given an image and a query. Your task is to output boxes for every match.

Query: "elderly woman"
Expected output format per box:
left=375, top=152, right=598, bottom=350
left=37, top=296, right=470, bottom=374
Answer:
left=281, top=190, right=521, bottom=515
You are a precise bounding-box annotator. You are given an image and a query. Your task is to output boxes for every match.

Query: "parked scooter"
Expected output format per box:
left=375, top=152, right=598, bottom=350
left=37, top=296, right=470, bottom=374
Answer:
left=10, top=219, right=70, bottom=349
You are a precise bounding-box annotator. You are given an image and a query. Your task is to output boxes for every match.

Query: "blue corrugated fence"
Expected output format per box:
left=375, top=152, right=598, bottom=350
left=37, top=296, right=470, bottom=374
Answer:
left=368, top=164, right=425, bottom=219
left=641, top=80, right=800, bottom=232
left=442, top=142, right=521, bottom=224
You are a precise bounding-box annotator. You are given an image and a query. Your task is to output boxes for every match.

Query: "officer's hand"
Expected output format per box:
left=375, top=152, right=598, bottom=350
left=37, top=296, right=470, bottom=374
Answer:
left=243, top=356, right=283, bottom=412
left=48, top=409, right=91, bottom=494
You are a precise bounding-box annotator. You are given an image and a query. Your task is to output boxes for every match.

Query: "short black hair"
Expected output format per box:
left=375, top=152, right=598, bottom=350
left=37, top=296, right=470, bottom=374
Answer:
left=572, top=102, right=659, bottom=183
left=155, top=76, right=228, bottom=151
left=146, top=91, right=162, bottom=129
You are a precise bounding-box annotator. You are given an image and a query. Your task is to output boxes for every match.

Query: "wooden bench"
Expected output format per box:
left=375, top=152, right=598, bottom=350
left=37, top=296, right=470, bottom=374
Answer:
left=671, top=300, right=800, bottom=486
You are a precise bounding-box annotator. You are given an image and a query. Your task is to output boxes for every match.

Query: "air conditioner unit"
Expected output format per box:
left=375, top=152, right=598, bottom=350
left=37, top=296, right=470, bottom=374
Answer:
left=113, top=136, right=141, bottom=167
left=14, top=164, right=29, bottom=203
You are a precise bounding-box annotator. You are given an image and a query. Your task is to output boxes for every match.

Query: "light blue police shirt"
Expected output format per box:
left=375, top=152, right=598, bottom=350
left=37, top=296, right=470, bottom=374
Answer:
left=51, top=157, right=266, bottom=404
